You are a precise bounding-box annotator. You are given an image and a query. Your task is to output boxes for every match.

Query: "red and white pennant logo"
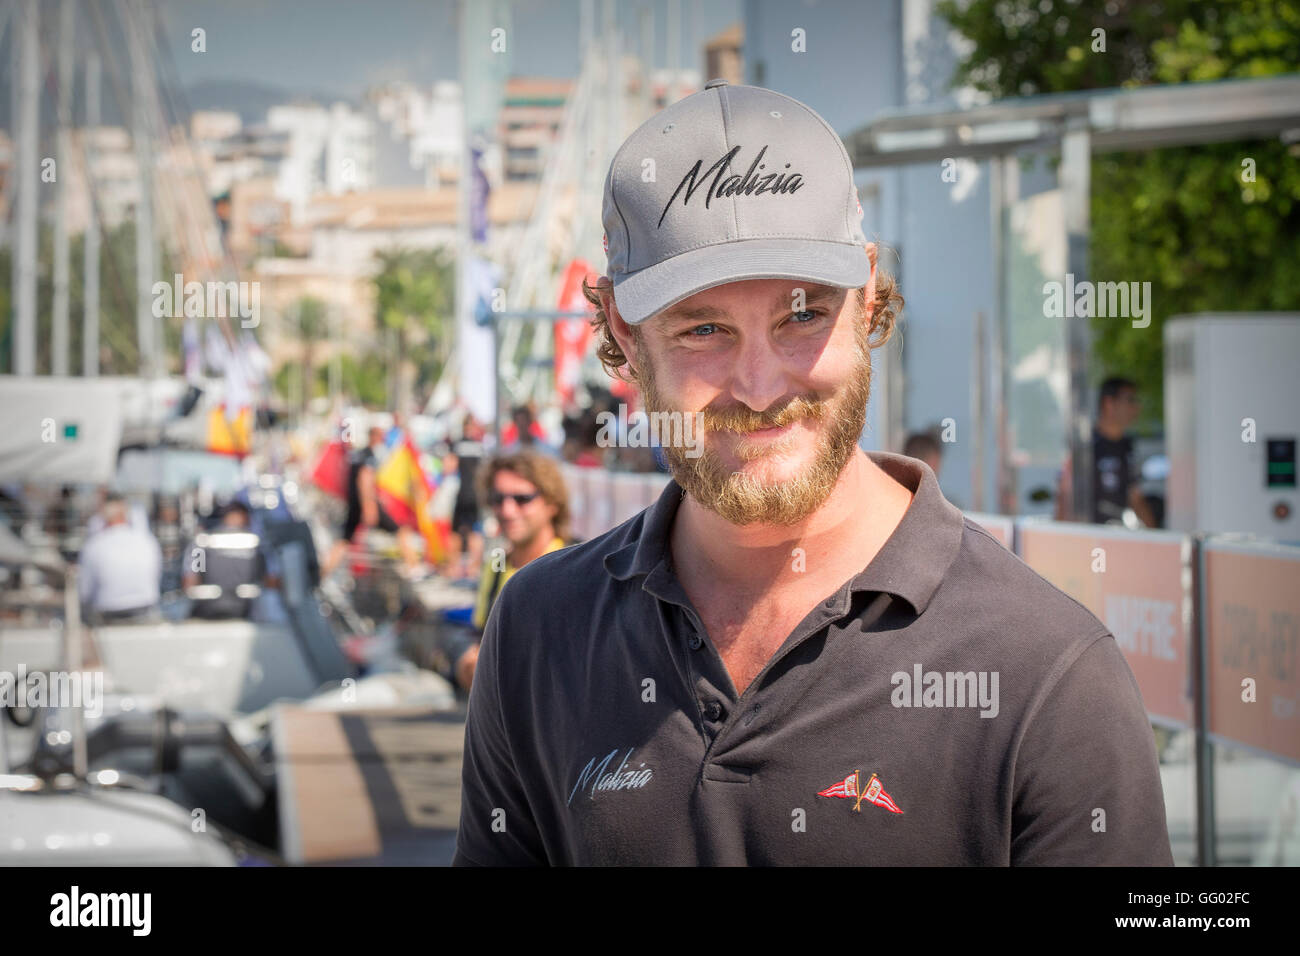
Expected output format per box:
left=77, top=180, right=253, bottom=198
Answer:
left=817, top=770, right=903, bottom=814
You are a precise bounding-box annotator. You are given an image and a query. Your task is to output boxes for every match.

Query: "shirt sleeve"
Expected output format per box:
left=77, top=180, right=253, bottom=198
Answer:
left=1010, top=632, right=1175, bottom=866
left=453, top=592, right=548, bottom=866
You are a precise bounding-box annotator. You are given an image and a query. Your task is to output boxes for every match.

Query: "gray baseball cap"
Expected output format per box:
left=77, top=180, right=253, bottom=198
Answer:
left=601, top=79, right=869, bottom=326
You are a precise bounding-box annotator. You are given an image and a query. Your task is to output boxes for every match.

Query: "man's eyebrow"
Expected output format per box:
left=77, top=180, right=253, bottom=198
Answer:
left=658, top=286, right=843, bottom=326
left=658, top=303, right=729, bottom=325
left=781, top=284, right=844, bottom=305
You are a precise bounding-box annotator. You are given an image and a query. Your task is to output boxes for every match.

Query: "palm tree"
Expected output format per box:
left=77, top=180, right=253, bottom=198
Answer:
left=372, top=248, right=455, bottom=412
left=295, top=295, right=328, bottom=415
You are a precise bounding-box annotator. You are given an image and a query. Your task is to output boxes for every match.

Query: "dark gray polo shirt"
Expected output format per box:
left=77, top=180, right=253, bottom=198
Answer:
left=453, top=451, right=1173, bottom=865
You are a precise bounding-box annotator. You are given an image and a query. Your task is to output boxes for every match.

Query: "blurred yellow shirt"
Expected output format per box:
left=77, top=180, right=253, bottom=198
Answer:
left=472, top=537, right=566, bottom=631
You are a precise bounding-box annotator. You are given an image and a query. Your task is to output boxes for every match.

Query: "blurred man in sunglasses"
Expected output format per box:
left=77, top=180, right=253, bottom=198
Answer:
left=452, top=451, right=570, bottom=690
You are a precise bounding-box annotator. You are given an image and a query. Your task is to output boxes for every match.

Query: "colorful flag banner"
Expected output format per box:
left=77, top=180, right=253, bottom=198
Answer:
left=309, top=439, right=349, bottom=499
left=376, top=434, right=448, bottom=563
left=206, top=404, right=252, bottom=456
left=554, top=258, right=597, bottom=408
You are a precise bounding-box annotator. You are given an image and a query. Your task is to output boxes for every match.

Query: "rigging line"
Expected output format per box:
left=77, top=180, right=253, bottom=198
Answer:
left=92, top=0, right=223, bottom=361
left=24, top=4, right=143, bottom=369
left=117, top=0, right=195, bottom=273
left=148, top=0, right=241, bottom=284
left=137, top=0, right=239, bottom=347
left=134, top=3, right=212, bottom=277
left=0, top=1, right=15, bottom=237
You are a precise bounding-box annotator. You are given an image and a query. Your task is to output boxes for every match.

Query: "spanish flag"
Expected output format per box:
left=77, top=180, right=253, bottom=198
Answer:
left=206, top=404, right=253, bottom=457
left=375, top=434, right=448, bottom=563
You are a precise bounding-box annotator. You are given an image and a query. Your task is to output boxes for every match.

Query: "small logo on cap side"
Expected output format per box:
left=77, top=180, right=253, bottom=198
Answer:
left=657, top=144, right=804, bottom=229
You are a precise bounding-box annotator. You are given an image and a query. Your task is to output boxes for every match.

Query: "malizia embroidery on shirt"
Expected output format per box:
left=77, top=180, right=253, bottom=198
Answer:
left=567, top=747, right=654, bottom=806
left=657, top=144, right=804, bottom=228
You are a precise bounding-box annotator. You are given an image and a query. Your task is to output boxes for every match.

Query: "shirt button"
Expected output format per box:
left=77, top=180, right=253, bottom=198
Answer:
left=703, top=700, right=723, bottom=721
left=687, top=633, right=703, bottom=651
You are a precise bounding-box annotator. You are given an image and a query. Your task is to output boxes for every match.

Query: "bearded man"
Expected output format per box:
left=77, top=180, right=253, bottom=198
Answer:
left=453, top=80, right=1173, bottom=866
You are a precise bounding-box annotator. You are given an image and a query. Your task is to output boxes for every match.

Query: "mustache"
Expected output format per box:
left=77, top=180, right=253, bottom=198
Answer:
left=700, top=394, right=827, bottom=433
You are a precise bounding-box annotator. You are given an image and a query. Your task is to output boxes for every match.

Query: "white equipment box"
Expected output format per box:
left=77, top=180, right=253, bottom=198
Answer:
left=1164, top=313, right=1299, bottom=539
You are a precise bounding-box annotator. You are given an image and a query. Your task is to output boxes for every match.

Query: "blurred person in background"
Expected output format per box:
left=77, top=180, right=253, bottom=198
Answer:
left=902, top=428, right=960, bottom=508
left=451, top=451, right=570, bottom=691
left=78, top=492, right=162, bottom=624
left=182, top=500, right=278, bottom=620
left=1092, top=377, right=1156, bottom=528
left=501, top=404, right=561, bottom=459
left=562, top=409, right=606, bottom=467
left=85, top=492, right=149, bottom=537
left=46, top=486, right=76, bottom=540
left=450, top=415, right=488, bottom=580
left=322, top=425, right=421, bottom=578
left=902, top=430, right=942, bottom=478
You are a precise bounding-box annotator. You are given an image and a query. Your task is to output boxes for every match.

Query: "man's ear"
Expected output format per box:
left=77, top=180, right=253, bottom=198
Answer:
left=599, top=277, right=640, bottom=378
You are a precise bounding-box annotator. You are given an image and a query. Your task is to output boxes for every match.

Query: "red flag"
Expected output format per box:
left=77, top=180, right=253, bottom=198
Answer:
left=817, top=770, right=860, bottom=800
left=309, top=439, right=349, bottom=500
left=554, top=259, right=597, bottom=407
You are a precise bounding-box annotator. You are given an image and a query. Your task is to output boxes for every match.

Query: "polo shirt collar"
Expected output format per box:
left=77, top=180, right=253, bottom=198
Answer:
left=602, top=451, right=965, bottom=616
left=602, top=478, right=683, bottom=582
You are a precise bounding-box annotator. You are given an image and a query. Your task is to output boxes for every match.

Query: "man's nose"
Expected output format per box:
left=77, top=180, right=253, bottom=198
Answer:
left=725, top=333, right=791, bottom=416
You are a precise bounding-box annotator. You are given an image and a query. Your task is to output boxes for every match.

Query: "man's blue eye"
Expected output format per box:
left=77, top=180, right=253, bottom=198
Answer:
left=791, top=310, right=820, bottom=323
left=688, top=324, right=718, bottom=336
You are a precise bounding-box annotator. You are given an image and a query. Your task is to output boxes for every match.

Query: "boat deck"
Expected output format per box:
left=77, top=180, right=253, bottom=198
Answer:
left=272, top=704, right=467, bottom=866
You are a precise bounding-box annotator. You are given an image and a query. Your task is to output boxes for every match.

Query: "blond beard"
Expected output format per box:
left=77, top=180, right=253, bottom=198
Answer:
left=634, top=311, right=874, bottom=526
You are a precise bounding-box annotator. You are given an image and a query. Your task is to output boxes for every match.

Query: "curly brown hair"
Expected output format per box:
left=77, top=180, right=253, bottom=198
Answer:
left=476, top=451, right=572, bottom=541
left=581, top=244, right=903, bottom=384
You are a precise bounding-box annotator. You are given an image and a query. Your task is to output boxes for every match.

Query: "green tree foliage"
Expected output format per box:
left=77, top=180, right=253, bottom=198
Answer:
left=372, top=247, right=455, bottom=407
left=271, top=250, right=454, bottom=411
left=273, top=295, right=331, bottom=413
left=937, top=0, right=1300, bottom=426
left=1, top=221, right=176, bottom=375
left=337, top=351, right=389, bottom=408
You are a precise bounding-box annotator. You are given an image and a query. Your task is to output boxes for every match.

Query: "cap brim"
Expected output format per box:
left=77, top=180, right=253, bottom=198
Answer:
left=611, top=237, right=869, bottom=326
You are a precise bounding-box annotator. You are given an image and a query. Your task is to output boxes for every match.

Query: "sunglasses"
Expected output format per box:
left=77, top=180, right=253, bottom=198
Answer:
left=489, top=491, right=540, bottom=508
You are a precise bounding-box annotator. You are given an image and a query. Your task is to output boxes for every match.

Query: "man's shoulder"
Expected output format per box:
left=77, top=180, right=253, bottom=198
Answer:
left=950, top=516, right=1111, bottom=646
left=496, top=512, right=647, bottom=610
